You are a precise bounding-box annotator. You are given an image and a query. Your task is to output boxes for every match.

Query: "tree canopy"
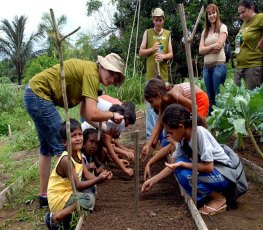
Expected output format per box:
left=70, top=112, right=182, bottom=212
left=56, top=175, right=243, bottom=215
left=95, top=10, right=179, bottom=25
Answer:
left=0, top=16, right=42, bottom=84
left=86, top=0, right=263, bottom=79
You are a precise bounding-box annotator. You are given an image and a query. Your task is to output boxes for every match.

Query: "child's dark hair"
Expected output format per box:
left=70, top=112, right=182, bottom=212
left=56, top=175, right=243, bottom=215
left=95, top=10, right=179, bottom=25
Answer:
left=60, top=118, right=82, bottom=141
left=83, top=128, right=98, bottom=144
left=238, top=0, right=259, bottom=13
left=162, top=104, right=207, bottom=129
left=122, top=101, right=136, bottom=125
left=109, top=104, right=125, bottom=116
left=144, top=77, right=168, bottom=99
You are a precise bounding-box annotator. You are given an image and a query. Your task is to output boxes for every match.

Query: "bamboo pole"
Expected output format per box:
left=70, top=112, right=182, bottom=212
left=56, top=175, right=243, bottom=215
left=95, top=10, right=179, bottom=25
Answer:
left=49, top=8, right=81, bottom=212
left=134, top=130, right=139, bottom=216
left=178, top=4, right=204, bottom=205
left=132, top=0, right=141, bottom=78
left=125, top=0, right=139, bottom=76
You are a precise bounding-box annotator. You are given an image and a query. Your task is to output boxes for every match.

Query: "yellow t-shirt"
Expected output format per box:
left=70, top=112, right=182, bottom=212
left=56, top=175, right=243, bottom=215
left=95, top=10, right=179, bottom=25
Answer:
left=29, top=59, right=99, bottom=108
left=236, top=13, right=263, bottom=68
left=47, top=151, right=83, bottom=212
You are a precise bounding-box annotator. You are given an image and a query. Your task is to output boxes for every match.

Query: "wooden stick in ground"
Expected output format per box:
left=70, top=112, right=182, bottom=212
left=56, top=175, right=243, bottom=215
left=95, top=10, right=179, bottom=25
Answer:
left=49, top=8, right=81, bottom=212
left=134, top=130, right=139, bottom=216
left=8, top=124, right=12, bottom=139
left=178, top=4, right=203, bottom=205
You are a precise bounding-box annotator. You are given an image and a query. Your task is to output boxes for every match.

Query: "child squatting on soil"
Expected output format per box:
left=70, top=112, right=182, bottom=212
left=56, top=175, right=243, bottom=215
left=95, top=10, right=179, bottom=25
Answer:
left=141, top=104, right=248, bottom=216
left=141, top=77, right=209, bottom=160
left=82, top=101, right=136, bottom=176
left=82, top=128, right=106, bottom=175
left=44, top=119, right=112, bottom=229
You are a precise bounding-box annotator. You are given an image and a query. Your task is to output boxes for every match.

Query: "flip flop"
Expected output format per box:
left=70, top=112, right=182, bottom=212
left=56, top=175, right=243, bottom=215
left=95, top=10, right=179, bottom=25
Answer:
left=199, top=203, right=227, bottom=216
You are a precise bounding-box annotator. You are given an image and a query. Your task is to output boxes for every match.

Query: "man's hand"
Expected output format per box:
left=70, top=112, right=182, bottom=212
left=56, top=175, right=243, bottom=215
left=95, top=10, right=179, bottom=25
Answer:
left=112, top=112, right=123, bottom=124
left=152, top=42, right=160, bottom=53
left=154, top=53, right=165, bottom=62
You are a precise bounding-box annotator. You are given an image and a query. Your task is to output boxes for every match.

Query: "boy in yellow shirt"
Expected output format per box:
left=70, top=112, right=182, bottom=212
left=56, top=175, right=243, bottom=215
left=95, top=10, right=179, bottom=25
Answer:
left=44, top=119, right=112, bottom=229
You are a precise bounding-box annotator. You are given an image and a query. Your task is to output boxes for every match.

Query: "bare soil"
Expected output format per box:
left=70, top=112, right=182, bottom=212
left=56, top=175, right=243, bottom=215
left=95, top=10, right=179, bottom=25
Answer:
left=0, top=111, right=262, bottom=229
left=82, top=154, right=197, bottom=230
left=82, top=112, right=263, bottom=230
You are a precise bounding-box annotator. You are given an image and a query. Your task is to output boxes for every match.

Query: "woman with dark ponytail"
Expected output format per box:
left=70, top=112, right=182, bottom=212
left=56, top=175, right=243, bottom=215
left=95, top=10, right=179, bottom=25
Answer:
left=142, top=104, right=247, bottom=216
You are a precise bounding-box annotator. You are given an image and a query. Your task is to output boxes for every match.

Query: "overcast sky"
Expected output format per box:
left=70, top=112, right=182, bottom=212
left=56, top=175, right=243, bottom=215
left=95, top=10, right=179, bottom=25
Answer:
left=0, top=0, right=115, bottom=43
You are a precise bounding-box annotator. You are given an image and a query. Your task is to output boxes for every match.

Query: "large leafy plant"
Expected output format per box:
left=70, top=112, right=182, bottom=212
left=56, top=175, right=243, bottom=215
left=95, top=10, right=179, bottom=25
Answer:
left=207, top=81, right=263, bottom=158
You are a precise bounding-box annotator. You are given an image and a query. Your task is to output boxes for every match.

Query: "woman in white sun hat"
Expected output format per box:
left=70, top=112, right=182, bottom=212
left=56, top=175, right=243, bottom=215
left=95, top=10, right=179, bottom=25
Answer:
left=23, top=53, right=125, bottom=208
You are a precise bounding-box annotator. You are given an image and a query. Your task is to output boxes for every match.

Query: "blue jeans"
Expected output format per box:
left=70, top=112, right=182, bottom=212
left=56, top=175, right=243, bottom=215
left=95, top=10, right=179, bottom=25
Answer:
left=174, top=157, right=229, bottom=201
left=145, top=101, right=158, bottom=140
left=203, top=64, right=226, bottom=114
left=23, top=86, right=64, bottom=156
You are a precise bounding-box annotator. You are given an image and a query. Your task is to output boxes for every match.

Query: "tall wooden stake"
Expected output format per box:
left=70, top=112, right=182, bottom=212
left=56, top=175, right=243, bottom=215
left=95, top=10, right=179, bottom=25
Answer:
left=50, top=8, right=81, bottom=211
left=134, top=130, right=139, bottom=215
left=178, top=4, right=204, bottom=205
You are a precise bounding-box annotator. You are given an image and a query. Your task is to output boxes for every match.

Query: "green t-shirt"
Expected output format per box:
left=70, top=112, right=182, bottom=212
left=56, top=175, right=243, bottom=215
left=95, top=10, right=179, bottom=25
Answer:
left=236, top=13, right=263, bottom=68
left=146, top=28, right=171, bottom=81
left=29, top=59, right=99, bottom=108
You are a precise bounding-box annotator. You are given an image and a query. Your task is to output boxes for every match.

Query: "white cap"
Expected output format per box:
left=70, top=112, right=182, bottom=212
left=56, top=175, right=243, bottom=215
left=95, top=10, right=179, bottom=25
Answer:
left=152, top=8, right=164, bottom=18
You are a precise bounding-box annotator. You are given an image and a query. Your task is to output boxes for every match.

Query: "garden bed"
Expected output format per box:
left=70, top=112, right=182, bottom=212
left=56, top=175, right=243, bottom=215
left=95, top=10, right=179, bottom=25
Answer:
left=82, top=154, right=197, bottom=230
left=0, top=111, right=262, bottom=229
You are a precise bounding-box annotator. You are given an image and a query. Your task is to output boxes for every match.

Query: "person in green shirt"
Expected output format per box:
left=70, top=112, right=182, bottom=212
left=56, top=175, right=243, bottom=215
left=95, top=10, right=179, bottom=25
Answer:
left=23, top=53, right=125, bottom=208
left=234, top=0, right=263, bottom=90
left=139, top=7, right=173, bottom=141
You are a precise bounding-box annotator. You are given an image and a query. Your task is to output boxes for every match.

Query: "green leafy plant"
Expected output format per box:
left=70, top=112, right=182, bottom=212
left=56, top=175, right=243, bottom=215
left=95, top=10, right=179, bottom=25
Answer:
left=207, top=81, right=263, bottom=158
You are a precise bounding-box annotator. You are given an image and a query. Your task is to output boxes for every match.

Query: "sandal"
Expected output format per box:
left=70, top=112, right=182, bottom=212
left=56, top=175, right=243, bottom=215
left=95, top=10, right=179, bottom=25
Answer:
left=199, top=203, right=227, bottom=216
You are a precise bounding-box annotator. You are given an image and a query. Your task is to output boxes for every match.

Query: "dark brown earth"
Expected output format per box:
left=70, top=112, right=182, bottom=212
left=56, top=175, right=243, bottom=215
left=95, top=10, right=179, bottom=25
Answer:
left=82, top=155, right=197, bottom=230
left=0, top=111, right=262, bottom=229
left=82, top=112, right=263, bottom=230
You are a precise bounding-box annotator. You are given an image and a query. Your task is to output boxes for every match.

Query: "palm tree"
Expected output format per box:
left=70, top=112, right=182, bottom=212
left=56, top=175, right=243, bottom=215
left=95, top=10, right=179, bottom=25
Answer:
left=0, top=15, right=42, bottom=85
left=38, top=12, right=69, bottom=56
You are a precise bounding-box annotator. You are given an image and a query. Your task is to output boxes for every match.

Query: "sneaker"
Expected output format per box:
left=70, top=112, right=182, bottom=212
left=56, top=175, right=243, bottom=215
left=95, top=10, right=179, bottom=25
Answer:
left=44, top=213, right=60, bottom=230
left=39, top=196, right=48, bottom=208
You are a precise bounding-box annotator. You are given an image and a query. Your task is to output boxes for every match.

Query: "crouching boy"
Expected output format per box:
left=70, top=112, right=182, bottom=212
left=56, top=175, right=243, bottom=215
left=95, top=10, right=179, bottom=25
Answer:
left=44, top=119, right=112, bottom=229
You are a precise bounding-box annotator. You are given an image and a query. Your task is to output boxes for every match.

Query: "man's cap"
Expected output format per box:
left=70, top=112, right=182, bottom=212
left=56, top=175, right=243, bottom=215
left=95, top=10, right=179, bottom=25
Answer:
left=97, top=53, right=125, bottom=87
left=152, top=8, right=164, bottom=18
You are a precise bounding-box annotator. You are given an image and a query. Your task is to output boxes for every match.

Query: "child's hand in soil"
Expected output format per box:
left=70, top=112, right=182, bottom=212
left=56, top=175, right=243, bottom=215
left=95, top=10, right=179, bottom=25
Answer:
left=141, top=144, right=150, bottom=160
left=98, top=169, right=113, bottom=181
left=141, top=179, right=153, bottom=192
left=144, top=163, right=152, bottom=181
left=124, top=167, right=134, bottom=177
left=120, top=159, right=130, bottom=167
left=126, top=151, right=135, bottom=161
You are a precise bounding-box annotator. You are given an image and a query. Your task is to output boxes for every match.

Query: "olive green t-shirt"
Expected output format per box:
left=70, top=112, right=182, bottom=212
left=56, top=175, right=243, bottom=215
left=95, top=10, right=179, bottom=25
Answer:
left=146, top=28, right=171, bottom=81
left=236, top=13, right=263, bottom=68
left=29, top=59, right=99, bottom=108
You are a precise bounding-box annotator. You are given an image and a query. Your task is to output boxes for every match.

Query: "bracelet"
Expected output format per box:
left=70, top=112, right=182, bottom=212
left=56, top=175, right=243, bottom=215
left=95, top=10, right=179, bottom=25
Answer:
left=112, top=112, right=115, bottom=120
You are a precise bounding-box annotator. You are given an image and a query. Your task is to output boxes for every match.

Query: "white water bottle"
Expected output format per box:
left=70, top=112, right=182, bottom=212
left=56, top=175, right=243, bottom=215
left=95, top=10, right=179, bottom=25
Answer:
left=235, top=33, right=242, bottom=54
